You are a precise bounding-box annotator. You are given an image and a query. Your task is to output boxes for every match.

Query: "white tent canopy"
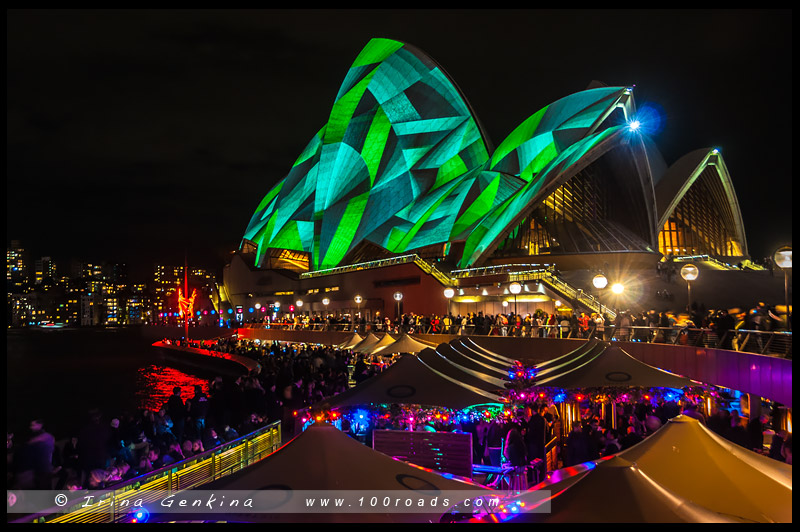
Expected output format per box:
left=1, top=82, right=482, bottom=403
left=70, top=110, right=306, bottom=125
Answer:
left=181, top=424, right=490, bottom=523
left=313, top=354, right=503, bottom=410
left=364, top=333, right=397, bottom=355
left=351, top=332, right=382, bottom=354
left=490, top=456, right=745, bottom=523
left=375, top=333, right=436, bottom=355
left=336, top=332, right=363, bottom=350
left=618, top=415, right=792, bottom=523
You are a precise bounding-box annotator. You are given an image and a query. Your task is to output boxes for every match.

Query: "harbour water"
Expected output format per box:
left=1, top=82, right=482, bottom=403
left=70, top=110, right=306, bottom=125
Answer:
left=6, top=327, right=219, bottom=440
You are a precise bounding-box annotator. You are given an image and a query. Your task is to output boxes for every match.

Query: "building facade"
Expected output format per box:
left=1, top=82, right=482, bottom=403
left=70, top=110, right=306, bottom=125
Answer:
left=217, top=38, right=749, bottom=317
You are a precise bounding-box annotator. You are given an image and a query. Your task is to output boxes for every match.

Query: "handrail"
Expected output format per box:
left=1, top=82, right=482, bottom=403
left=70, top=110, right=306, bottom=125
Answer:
left=671, top=254, right=761, bottom=271
left=411, top=256, right=454, bottom=286
left=298, top=253, right=455, bottom=286
left=16, top=421, right=281, bottom=524
left=505, top=269, right=616, bottom=320
left=450, top=263, right=555, bottom=279
left=236, top=324, right=791, bottom=358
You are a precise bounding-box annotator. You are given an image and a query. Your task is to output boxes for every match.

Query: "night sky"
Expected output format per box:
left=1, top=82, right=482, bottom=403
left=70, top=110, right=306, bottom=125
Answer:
left=7, top=9, right=793, bottom=281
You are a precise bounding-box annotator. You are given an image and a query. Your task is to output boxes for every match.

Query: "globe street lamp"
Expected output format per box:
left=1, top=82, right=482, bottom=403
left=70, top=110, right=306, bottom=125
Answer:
left=773, top=246, right=792, bottom=330
left=354, top=295, right=363, bottom=331
left=680, top=264, right=699, bottom=312
left=443, top=287, right=455, bottom=319
left=509, top=281, right=522, bottom=316
left=592, top=274, right=608, bottom=314
left=592, top=274, right=608, bottom=289
left=321, top=297, right=330, bottom=328
left=393, top=291, right=403, bottom=320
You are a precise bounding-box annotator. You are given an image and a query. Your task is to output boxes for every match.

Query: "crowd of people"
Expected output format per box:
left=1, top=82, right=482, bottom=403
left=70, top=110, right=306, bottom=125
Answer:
left=6, top=339, right=378, bottom=492
left=7, top=326, right=791, bottom=497
left=237, top=297, right=789, bottom=348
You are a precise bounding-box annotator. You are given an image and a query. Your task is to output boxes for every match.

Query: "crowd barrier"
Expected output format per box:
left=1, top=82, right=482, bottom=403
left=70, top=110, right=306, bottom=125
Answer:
left=15, top=421, right=281, bottom=524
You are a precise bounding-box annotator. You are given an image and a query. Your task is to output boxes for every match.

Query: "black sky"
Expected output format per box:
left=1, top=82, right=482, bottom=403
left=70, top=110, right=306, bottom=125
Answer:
left=7, top=9, right=793, bottom=281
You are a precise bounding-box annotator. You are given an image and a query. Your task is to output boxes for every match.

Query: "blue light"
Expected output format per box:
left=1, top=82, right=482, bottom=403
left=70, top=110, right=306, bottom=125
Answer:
left=211, top=310, right=216, bottom=315
left=553, top=393, right=567, bottom=404
left=196, top=311, right=201, bottom=316
left=627, top=102, right=665, bottom=136
left=227, top=308, right=233, bottom=314
left=131, top=507, right=149, bottom=523
left=248, top=308, right=254, bottom=313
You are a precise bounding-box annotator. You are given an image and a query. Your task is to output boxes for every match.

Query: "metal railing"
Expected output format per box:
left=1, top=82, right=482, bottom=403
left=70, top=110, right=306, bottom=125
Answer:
left=450, top=263, right=555, bottom=279
left=504, top=269, right=616, bottom=320
left=234, top=323, right=792, bottom=358
left=598, top=326, right=792, bottom=358
left=18, top=421, right=281, bottom=524
left=298, top=253, right=454, bottom=286
left=671, top=254, right=764, bottom=271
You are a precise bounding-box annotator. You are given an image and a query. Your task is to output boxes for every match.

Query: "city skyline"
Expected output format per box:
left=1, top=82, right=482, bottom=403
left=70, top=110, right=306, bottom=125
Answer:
left=7, top=10, right=792, bottom=279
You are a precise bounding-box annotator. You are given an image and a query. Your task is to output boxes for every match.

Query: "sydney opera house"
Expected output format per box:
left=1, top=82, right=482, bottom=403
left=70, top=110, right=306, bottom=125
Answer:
left=221, top=38, right=750, bottom=321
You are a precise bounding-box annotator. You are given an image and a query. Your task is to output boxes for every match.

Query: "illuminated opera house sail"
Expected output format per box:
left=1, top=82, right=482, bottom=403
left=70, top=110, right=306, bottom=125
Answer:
left=239, top=37, right=748, bottom=276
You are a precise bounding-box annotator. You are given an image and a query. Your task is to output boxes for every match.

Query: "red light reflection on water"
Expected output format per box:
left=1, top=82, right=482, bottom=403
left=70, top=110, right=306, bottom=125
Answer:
left=136, top=365, right=210, bottom=413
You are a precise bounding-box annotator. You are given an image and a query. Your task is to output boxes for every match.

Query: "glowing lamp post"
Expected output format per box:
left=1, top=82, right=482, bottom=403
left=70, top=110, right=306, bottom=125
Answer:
left=592, top=274, right=608, bottom=289
left=354, top=295, right=363, bottom=331
left=509, top=282, right=522, bottom=316
left=680, top=264, right=699, bottom=311
left=592, top=274, right=608, bottom=314
left=393, top=291, right=403, bottom=320
left=773, top=246, right=792, bottom=329
left=444, top=287, right=455, bottom=318
left=321, top=297, right=330, bottom=328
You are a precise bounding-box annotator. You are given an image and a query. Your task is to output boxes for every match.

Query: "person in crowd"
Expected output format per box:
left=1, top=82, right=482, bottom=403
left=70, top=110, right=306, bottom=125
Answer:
left=780, top=435, right=792, bottom=465
left=186, top=385, right=209, bottom=439
left=726, top=416, right=750, bottom=448
left=565, top=423, right=592, bottom=466
left=503, top=427, right=527, bottom=467
left=525, top=404, right=547, bottom=477
left=600, top=429, right=622, bottom=456
left=769, top=430, right=788, bottom=461
left=181, top=440, right=195, bottom=459
left=681, top=402, right=706, bottom=425
left=620, top=426, right=644, bottom=450
left=165, top=387, right=187, bottom=442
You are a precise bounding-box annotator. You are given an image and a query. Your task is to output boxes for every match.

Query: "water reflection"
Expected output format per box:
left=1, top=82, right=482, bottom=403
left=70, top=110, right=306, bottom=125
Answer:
left=136, top=365, right=211, bottom=412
